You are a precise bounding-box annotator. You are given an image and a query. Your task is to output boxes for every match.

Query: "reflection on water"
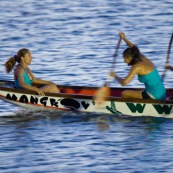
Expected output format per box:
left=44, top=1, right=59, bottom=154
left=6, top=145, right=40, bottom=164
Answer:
left=0, top=108, right=173, bottom=172
left=0, top=108, right=169, bottom=131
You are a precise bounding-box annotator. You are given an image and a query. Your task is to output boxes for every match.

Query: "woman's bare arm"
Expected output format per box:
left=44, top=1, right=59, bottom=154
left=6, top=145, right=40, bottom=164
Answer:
left=119, top=32, right=135, bottom=47
left=111, top=66, right=138, bottom=86
left=27, top=67, right=53, bottom=85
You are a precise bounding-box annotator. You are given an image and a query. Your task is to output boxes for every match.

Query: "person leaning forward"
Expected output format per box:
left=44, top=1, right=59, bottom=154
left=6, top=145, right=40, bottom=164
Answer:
left=110, top=32, right=166, bottom=100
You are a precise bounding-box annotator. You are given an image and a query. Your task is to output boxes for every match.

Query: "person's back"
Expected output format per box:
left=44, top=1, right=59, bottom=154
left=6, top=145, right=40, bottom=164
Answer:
left=138, top=68, right=166, bottom=100
left=109, top=32, right=166, bottom=100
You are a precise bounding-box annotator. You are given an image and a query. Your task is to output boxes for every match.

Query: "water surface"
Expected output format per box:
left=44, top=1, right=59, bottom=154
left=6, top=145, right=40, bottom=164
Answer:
left=0, top=0, right=173, bottom=172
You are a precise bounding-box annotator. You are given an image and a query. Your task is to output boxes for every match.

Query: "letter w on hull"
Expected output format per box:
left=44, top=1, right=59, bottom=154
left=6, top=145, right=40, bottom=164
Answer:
left=126, top=103, right=146, bottom=113
left=153, top=105, right=173, bottom=114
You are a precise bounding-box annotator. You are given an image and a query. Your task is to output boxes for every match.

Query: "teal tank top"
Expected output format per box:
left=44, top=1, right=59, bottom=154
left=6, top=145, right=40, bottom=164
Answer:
left=138, top=68, right=166, bottom=100
left=14, top=69, right=32, bottom=88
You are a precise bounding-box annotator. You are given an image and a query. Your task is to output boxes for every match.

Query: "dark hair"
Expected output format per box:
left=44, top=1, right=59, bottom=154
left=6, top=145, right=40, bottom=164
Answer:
left=123, top=46, right=141, bottom=65
left=5, top=48, right=30, bottom=73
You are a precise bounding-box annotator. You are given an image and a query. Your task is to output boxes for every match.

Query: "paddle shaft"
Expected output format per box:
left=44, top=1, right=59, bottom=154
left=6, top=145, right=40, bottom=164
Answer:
left=162, top=32, right=173, bottom=81
left=111, top=37, right=122, bottom=71
left=104, top=37, right=122, bottom=86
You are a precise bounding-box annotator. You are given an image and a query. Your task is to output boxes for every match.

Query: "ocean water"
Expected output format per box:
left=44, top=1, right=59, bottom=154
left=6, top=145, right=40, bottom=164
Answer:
left=0, top=0, right=173, bottom=172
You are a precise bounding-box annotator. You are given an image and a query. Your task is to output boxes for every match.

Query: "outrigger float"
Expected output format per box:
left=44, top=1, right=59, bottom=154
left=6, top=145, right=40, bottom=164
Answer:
left=0, top=80, right=173, bottom=118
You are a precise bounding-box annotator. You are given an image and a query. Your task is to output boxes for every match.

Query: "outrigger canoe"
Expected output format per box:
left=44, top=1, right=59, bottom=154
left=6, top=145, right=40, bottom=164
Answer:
left=0, top=80, right=173, bottom=118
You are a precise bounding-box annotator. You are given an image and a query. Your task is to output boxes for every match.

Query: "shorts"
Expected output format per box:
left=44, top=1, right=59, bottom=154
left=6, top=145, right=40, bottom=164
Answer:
left=142, top=91, right=155, bottom=99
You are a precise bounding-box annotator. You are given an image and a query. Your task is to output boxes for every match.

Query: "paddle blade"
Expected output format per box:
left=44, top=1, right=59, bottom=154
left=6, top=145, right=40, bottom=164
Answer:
left=94, top=86, right=111, bottom=107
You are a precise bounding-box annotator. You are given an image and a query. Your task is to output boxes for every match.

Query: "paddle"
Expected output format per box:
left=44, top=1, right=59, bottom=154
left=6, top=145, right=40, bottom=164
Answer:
left=94, top=36, right=122, bottom=106
left=162, top=32, right=173, bottom=81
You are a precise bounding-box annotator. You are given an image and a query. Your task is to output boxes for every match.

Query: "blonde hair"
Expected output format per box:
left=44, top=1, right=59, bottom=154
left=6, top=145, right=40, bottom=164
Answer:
left=5, top=48, right=30, bottom=73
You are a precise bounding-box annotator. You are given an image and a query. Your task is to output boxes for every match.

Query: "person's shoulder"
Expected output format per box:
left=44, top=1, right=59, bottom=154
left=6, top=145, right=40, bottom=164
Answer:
left=130, top=63, right=140, bottom=74
left=131, top=61, right=145, bottom=74
left=140, top=53, right=147, bottom=60
left=15, top=65, right=24, bottom=74
left=132, top=60, right=143, bottom=67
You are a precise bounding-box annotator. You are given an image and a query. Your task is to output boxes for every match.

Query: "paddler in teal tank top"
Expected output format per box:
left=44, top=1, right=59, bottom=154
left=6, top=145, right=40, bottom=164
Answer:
left=138, top=68, right=166, bottom=100
left=110, top=32, right=166, bottom=100
left=4, top=48, right=60, bottom=96
left=14, top=67, right=33, bottom=88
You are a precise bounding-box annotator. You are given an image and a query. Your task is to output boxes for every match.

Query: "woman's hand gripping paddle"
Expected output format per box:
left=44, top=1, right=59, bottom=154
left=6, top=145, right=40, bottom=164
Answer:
left=94, top=36, right=122, bottom=107
left=162, top=32, right=173, bottom=81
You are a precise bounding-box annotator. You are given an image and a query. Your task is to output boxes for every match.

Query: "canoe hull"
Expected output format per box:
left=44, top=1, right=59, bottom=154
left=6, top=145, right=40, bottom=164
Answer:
left=1, top=88, right=173, bottom=118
